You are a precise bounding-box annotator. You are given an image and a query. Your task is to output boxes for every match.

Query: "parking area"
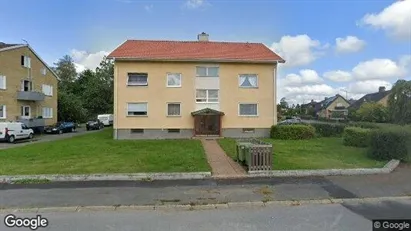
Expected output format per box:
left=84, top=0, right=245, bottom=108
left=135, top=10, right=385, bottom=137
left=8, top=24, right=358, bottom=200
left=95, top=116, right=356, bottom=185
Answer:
left=0, top=127, right=104, bottom=150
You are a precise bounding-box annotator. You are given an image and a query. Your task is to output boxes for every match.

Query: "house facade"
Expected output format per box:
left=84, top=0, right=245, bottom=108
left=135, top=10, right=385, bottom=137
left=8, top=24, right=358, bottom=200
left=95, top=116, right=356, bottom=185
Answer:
left=0, top=43, right=58, bottom=128
left=108, top=33, right=284, bottom=139
left=349, top=86, right=391, bottom=110
left=314, top=94, right=350, bottom=119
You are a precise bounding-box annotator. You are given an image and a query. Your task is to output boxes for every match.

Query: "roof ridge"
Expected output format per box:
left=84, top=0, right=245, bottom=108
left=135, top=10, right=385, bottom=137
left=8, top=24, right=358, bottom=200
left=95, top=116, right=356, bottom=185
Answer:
left=126, top=39, right=264, bottom=45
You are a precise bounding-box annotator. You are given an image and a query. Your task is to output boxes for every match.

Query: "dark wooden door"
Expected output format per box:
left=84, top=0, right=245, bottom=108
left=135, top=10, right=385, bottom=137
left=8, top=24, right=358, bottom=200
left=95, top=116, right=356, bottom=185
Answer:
left=195, top=115, right=220, bottom=135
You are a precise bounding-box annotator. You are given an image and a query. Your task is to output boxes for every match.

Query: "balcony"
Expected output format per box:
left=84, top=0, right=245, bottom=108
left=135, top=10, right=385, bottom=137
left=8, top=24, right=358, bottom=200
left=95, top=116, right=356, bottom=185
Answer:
left=17, top=91, right=45, bottom=101
left=16, top=117, right=45, bottom=128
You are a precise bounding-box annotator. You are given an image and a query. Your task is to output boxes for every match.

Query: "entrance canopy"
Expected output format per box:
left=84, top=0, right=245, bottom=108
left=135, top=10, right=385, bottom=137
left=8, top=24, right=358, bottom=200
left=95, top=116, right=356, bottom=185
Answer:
left=191, top=108, right=225, bottom=116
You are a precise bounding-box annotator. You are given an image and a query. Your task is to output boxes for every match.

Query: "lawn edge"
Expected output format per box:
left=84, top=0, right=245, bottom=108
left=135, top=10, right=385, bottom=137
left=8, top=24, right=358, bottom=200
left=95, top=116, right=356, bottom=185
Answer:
left=0, top=172, right=212, bottom=183
left=1, top=196, right=410, bottom=213
left=247, top=159, right=400, bottom=177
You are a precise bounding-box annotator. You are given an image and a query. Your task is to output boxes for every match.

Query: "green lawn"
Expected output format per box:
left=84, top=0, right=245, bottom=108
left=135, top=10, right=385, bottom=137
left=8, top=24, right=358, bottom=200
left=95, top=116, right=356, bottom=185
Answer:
left=218, top=138, right=386, bottom=170
left=0, top=129, right=210, bottom=175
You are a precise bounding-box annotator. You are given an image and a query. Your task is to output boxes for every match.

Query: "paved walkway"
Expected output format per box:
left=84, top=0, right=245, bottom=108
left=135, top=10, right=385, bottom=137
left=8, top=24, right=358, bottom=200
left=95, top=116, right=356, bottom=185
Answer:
left=200, top=139, right=246, bottom=178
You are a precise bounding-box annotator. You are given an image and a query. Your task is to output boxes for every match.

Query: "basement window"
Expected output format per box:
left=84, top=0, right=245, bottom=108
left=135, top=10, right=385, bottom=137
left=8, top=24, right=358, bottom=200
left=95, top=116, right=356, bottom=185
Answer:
left=167, top=129, right=180, bottom=133
left=130, top=129, right=144, bottom=134
left=242, top=128, right=255, bottom=133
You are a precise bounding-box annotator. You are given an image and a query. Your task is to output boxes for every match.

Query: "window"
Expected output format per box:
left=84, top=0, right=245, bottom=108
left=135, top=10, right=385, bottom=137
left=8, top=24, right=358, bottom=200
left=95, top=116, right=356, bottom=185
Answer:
left=239, top=104, right=258, bottom=116
left=21, top=106, right=31, bottom=118
left=130, top=129, right=144, bottom=134
left=167, top=103, right=181, bottom=116
left=239, top=74, right=258, bottom=88
left=336, top=103, right=343, bottom=107
left=42, top=84, right=53, bottom=96
left=166, top=73, right=182, bottom=87
left=196, top=66, right=219, bottom=77
left=21, top=80, right=32, bottom=91
left=242, top=128, right=255, bottom=133
left=21, top=56, right=31, bottom=68
left=41, top=68, right=47, bottom=75
left=167, top=129, right=180, bottom=133
left=127, top=103, right=148, bottom=116
left=42, top=107, right=53, bottom=118
left=196, top=89, right=219, bottom=103
left=0, top=105, right=6, bottom=119
left=127, top=73, right=148, bottom=86
left=0, top=76, right=6, bottom=90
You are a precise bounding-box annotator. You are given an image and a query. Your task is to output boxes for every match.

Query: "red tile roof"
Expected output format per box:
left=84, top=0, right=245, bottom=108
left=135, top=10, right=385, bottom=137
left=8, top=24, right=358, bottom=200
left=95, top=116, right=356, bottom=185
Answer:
left=108, top=40, right=284, bottom=63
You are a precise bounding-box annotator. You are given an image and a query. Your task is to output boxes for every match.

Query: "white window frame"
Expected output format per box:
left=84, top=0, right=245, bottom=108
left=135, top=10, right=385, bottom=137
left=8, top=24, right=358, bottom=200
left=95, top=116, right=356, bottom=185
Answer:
left=166, top=103, right=181, bottom=116
left=41, top=68, right=47, bottom=75
left=42, top=84, right=53, bottom=96
left=22, top=56, right=31, bottom=68
left=196, top=89, right=219, bottom=103
left=196, top=66, right=219, bottom=77
left=239, top=74, right=258, bottom=88
left=21, top=105, right=31, bottom=118
left=127, top=102, right=148, bottom=116
left=127, top=73, right=148, bottom=86
left=166, top=73, right=182, bottom=87
left=0, top=105, right=6, bottom=119
left=42, top=107, right=53, bottom=119
left=238, top=103, right=259, bottom=117
left=0, top=75, right=6, bottom=90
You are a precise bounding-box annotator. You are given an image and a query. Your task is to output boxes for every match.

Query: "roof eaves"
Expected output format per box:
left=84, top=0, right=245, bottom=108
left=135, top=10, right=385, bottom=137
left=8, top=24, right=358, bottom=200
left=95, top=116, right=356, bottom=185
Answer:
left=110, top=57, right=282, bottom=64
left=0, top=44, right=27, bottom=52
left=27, top=46, right=59, bottom=79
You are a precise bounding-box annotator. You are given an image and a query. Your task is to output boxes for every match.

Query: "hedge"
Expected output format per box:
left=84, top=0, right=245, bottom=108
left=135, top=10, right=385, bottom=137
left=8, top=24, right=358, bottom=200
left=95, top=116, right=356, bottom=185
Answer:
left=343, top=127, right=372, bottom=147
left=368, top=127, right=411, bottom=161
left=349, top=122, right=384, bottom=129
left=310, top=123, right=346, bottom=137
left=270, top=124, right=316, bottom=140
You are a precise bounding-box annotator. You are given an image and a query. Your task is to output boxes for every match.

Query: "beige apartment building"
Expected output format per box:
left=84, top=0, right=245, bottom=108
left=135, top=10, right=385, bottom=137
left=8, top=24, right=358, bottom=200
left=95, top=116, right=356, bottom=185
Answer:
left=108, top=33, right=284, bottom=139
left=0, top=42, right=58, bottom=129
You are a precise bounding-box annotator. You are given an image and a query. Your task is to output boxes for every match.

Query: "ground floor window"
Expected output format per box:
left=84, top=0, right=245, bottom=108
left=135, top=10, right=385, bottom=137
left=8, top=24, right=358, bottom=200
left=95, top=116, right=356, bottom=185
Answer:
left=0, top=105, right=6, bottom=118
left=42, top=107, right=53, bottom=118
left=239, top=103, right=258, bottom=116
left=20, top=105, right=31, bottom=118
left=127, top=103, right=148, bottom=116
left=167, top=103, right=181, bottom=116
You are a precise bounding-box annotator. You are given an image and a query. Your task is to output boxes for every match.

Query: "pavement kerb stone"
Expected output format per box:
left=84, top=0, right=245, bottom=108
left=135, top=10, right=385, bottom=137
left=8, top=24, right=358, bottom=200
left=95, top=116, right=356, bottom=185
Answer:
left=227, top=201, right=265, bottom=208
left=76, top=206, right=116, bottom=212
left=37, top=206, right=79, bottom=213
left=248, top=159, right=400, bottom=177
left=115, top=205, right=155, bottom=211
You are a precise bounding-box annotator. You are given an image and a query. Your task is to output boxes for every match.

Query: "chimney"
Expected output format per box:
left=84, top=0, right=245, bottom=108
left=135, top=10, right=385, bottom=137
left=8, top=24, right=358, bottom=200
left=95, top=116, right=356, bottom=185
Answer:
left=197, top=32, right=209, bottom=42
left=379, top=86, right=386, bottom=92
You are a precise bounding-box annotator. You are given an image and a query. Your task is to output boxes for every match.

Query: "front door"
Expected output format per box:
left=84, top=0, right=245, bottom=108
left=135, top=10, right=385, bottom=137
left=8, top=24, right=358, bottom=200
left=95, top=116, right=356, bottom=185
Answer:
left=195, top=115, right=220, bottom=135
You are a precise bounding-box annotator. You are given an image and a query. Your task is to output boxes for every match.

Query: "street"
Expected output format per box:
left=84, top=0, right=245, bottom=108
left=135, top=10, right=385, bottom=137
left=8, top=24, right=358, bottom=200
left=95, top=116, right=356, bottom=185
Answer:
left=1, top=199, right=410, bottom=231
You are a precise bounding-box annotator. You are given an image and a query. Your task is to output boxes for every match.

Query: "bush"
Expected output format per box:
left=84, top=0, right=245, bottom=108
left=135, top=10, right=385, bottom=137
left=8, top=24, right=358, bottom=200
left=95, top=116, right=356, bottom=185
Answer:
left=349, top=122, right=382, bottom=129
left=270, top=124, right=315, bottom=140
left=343, top=127, right=372, bottom=147
left=368, top=127, right=411, bottom=161
left=311, top=123, right=346, bottom=137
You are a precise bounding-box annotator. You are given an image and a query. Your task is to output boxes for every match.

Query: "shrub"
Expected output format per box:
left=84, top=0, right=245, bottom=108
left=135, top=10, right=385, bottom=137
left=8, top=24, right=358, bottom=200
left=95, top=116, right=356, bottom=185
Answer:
left=343, top=127, right=372, bottom=147
left=368, top=127, right=411, bottom=161
left=349, top=122, right=382, bottom=129
left=311, top=123, right=346, bottom=137
left=270, top=124, right=315, bottom=140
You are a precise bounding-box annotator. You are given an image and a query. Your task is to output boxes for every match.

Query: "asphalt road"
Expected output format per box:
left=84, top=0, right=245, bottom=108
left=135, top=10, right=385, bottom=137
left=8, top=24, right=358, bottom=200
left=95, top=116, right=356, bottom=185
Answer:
left=1, top=199, right=410, bottom=231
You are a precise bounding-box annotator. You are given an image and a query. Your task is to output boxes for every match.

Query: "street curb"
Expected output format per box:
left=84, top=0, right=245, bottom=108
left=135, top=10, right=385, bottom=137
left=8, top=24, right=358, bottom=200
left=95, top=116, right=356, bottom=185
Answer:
left=248, top=159, right=400, bottom=177
left=1, top=196, right=410, bottom=213
left=0, top=172, right=212, bottom=183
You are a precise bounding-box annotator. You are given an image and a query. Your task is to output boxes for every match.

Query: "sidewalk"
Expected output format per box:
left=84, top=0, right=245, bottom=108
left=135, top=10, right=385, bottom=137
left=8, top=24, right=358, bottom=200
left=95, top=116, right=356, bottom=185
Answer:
left=1, top=164, right=409, bottom=209
left=200, top=139, right=246, bottom=178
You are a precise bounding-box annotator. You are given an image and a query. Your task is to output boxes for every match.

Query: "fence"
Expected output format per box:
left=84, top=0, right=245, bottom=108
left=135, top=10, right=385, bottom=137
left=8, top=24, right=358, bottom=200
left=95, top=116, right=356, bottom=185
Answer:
left=236, top=138, right=273, bottom=171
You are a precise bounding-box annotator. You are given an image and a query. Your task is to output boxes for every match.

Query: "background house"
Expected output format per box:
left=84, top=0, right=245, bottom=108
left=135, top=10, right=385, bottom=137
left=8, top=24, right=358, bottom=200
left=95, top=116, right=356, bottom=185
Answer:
left=314, top=94, right=350, bottom=119
left=349, top=86, right=391, bottom=110
left=0, top=42, right=58, bottom=131
left=108, top=33, right=284, bottom=139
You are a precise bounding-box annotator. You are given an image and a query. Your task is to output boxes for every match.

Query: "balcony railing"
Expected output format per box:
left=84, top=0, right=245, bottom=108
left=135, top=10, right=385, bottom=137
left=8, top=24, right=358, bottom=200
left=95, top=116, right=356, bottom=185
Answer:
left=16, top=117, right=45, bottom=128
left=16, top=91, right=45, bottom=101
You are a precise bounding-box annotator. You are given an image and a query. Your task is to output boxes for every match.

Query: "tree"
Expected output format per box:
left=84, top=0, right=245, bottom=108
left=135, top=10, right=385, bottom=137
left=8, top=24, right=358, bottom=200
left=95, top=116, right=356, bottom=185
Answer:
left=356, top=102, right=389, bottom=123
left=54, top=55, right=77, bottom=92
left=388, top=79, right=411, bottom=125
left=280, top=97, right=288, bottom=109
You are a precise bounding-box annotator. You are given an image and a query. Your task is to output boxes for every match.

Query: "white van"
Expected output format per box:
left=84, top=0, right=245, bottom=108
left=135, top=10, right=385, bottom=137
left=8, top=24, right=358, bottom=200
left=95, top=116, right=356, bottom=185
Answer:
left=97, top=114, right=113, bottom=126
left=0, top=122, right=34, bottom=143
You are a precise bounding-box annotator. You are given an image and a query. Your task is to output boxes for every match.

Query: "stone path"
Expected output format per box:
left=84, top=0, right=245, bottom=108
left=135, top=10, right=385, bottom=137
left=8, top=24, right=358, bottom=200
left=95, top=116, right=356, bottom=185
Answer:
left=200, top=139, right=246, bottom=178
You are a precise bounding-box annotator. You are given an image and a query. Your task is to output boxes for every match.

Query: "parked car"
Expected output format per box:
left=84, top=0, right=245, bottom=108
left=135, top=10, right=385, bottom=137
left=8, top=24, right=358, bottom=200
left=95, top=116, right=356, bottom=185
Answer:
left=97, top=114, right=113, bottom=126
left=278, top=118, right=303, bottom=125
left=86, top=120, right=105, bottom=131
left=44, top=122, right=76, bottom=134
left=0, top=122, right=34, bottom=143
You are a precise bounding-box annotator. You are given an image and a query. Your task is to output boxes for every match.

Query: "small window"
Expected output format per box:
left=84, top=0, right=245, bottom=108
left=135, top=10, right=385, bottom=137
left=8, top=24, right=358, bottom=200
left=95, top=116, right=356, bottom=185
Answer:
left=130, top=129, right=144, bottom=134
left=239, top=74, right=258, bottom=88
left=21, top=105, right=31, bottom=117
left=0, top=76, right=6, bottom=90
left=127, top=73, right=148, bottom=86
left=242, top=128, right=255, bottom=133
left=167, top=73, right=182, bottom=87
left=0, top=105, right=6, bottom=119
left=127, top=103, right=148, bottom=116
left=41, top=68, right=47, bottom=75
left=239, top=104, right=258, bottom=116
left=42, top=107, right=53, bottom=118
left=21, top=56, right=31, bottom=68
left=196, top=66, right=219, bottom=77
left=196, top=89, right=219, bottom=103
left=42, top=84, right=53, bottom=96
left=336, top=103, right=343, bottom=107
left=167, top=129, right=180, bottom=133
left=167, top=103, right=181, bottom=116
left=21, top=80, right=32, bottom=91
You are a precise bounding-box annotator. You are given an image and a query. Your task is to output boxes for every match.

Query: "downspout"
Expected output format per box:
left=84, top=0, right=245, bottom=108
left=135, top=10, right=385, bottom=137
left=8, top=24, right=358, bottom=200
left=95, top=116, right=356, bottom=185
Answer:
left=273, top=62, right=278, bottom=125
left=114, top=58, right=118, bottom=139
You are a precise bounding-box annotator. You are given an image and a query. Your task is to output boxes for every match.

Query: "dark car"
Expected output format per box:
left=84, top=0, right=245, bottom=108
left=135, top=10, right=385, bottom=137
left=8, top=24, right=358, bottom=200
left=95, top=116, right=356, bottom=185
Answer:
left=86, top=120, right=104, bottom=131
left=44, top=122, right=76, bottom=134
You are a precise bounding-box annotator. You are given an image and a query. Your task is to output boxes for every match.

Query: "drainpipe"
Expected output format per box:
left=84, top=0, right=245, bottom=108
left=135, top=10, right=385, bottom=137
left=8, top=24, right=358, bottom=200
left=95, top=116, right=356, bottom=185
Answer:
left=273, top=62, right=278, bottom=125
left=114, top=58, right=118, bottom=139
